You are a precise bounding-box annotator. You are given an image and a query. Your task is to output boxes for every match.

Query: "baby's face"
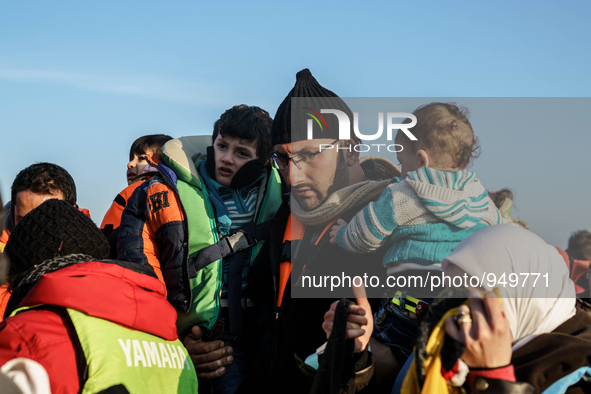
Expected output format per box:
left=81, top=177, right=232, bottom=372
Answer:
left=127, top=150, right=155, bottom=185
left=213, top=134, right=259, bottom=187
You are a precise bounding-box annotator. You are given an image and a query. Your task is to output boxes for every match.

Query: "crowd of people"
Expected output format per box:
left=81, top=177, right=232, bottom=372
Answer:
left=0, top=68, right=590, bottom=394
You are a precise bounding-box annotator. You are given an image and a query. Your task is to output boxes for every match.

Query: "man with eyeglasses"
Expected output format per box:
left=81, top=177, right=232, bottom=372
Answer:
left=244, top=69, right=402, bottom=393
left=269, top=137, right=337, bottom=188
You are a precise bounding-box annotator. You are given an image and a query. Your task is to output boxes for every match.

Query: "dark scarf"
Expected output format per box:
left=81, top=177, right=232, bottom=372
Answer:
left=5, top=255, right=158, bottom=319
left=4, top=253, right=92, bottom=318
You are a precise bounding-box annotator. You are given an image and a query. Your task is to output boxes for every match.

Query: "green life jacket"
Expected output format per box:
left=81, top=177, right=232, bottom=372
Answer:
left=12, top=306, right=198, bottom=394
left=161, top=136, right=283, bottom=335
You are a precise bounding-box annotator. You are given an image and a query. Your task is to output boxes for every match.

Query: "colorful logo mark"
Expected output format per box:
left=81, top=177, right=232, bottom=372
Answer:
left=303, top=107, right=328, bottom=132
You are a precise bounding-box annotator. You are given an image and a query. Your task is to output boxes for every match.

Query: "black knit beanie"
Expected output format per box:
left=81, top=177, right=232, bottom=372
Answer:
left=271, top=69, right=354, bottom=146
left=5, top=199, right=109, bottom=277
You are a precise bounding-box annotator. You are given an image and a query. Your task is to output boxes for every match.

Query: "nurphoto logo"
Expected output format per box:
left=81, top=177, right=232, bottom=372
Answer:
left=305, top=108, right=418, bottom=153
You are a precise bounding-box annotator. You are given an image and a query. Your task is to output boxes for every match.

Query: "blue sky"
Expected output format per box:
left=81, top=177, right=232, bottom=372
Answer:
left=1, top=1, right=590, bottom=247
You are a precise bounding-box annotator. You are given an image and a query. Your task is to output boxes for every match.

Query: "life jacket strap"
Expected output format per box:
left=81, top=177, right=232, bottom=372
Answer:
left=192, top=219, right=273, bottom=272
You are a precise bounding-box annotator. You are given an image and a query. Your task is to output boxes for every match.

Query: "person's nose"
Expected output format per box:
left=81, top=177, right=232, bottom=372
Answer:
left=289, top=161, right=306, bottom=185
left=127, top=159, right=136, bottom=169
left=222, top=151, right=233, bottom=164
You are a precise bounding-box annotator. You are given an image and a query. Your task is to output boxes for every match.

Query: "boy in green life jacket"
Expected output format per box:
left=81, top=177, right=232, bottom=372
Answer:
left=117, top=105, right=283, bottom=393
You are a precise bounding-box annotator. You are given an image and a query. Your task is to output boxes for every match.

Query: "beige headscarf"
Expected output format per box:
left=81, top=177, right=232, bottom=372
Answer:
left=442, top=225, right=576, bottom=350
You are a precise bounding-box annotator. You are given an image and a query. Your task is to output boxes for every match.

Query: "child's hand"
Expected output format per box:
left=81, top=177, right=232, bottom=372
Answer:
left=329, top=218, right=348, bottom=245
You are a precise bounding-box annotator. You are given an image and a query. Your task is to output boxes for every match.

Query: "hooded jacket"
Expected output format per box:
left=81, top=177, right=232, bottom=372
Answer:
left=336, top=166, right=505, bottom=276
left=0, top=258, right=197, bottom=394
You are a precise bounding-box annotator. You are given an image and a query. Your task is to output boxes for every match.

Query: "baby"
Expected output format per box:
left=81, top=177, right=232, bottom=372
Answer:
left=330, top=102, right=504, bottom=279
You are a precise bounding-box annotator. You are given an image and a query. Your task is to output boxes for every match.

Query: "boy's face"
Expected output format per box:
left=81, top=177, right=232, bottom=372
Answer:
left=127, top=150, right=155, bottom=185
left=213, top=134, right=259, bottom=187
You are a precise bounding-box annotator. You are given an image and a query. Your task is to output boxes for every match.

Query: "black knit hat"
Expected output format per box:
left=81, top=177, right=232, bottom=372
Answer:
left=271, top=69, right=354, bottom=145
left=5, top=199, right=109, bottom=277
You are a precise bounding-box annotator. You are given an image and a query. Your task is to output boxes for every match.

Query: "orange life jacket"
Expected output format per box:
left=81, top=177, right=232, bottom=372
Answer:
left=277, top=214, right=303, bottom=307
left=100, top=182, right=143, bottom=232
left=276, top=214, right=337, bottom=307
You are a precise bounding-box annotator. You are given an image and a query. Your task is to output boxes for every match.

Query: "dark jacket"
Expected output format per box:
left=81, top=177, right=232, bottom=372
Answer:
left=455, top=309, right=591, bottom=394
left=100, top=181, right=146, bottom=260
left=245, top=158, right=397, bottom=393
left=116, top=158, right=186, bottom=309
left=512, top=308, right=591, bottom=394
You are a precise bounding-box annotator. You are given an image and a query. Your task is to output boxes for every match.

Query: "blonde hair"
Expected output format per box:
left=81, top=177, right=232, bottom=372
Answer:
left=400, top=102, right=480, bottom=169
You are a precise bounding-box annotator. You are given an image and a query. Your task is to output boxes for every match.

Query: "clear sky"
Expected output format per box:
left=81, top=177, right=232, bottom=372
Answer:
left=1, top=1, right=590, bottom=248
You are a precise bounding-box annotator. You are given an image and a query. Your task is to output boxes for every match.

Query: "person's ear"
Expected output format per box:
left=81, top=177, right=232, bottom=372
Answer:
left=342, top=139, right=360, bottom=167
left=416, top=149, right=430, bottom=168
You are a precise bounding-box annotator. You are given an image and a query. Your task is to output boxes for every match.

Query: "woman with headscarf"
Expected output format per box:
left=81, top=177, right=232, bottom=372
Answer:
left=403, top=224, right=591, bottom=394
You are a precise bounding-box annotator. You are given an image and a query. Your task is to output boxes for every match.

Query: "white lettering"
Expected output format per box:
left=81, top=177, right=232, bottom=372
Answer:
left=354, top=144, right=370, bottom=152
left=307, top=119, right=314, bottom=139
left=143, top=341, right=162, bottom=368
left=118, top=339, right=132, bottom=367
left=321, top=109, right=351, bottom=140
left=387, top=113, right=417, bottom=141
left=133, top=340, right=147, bottom=367
left=167, top=344, right=180, bottom=369
left=159, top=343, right=172, bottom=368
left=353, top=112, right=384, bottom=141
left=387, top=144, right=404, bottom=152
left=308, top=110, right=417, bottom=142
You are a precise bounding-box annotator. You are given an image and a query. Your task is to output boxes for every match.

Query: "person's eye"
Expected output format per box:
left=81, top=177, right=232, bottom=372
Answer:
left=217, top=143, right=227, bottom=150
left=274, top=155, right=288, bottom=167
left=238, top=150, right=250, bottom=158
left=138, top=156, right=147, bottom=162
left=300, top=153, right=315, bottom=163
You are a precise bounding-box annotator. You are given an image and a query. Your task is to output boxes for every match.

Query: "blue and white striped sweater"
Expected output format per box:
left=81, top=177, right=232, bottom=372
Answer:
left=405, top=169, right=500, bottom=228
left=336, top=167, right=503, bottom=273
left=219, top=187, right=258, bottom=231
left=198, top=165, right=261, bottom=297
left=217, top=185, right=259, bottom=296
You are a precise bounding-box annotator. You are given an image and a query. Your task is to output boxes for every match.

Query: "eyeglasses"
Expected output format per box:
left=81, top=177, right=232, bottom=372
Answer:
left=270, top=139, right=339, bottom=170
